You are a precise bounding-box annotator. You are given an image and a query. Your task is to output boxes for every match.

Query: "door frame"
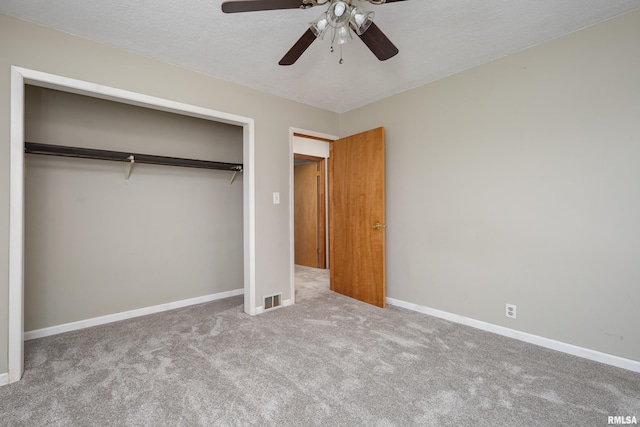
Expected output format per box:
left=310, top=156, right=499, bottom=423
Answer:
left=288, top=128, right=337, bottom=304
left=294, top=154, right=327, bottom=269
left=8, top=66, right=256, bottom=384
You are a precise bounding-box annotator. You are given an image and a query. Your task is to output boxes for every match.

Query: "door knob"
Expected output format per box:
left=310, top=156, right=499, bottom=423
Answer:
left=372, top=222, right=385, bottom=230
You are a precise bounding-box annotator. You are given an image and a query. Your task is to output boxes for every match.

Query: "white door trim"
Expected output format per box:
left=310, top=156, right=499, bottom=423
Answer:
left=288, top=127, right=337, bottom=306
left=8, top=66, right=256, bottom=384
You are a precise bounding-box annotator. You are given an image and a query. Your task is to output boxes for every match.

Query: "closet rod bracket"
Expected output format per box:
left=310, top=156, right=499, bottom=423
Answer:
left=229, top=166, right=243, bottom=186
left=125, top=155, right=135, bottom=182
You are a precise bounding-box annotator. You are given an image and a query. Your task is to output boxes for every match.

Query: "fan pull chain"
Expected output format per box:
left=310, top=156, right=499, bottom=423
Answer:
left=328, top=28, right=344, bottom=64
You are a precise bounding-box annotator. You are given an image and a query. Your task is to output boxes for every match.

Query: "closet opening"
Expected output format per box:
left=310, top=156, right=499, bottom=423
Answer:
left=8, top=67, right=256, bottom=384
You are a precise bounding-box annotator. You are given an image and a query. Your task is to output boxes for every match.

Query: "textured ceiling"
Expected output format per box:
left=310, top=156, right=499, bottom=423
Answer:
left=2, top=0, right=639, bottom=113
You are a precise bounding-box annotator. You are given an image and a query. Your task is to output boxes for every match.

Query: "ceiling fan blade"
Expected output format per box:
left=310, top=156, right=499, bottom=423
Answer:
left=382, top=0, right=409, bottom=3
left=221, top=0, right=306, bottom=13
left=279, top=29, right=317, bottom=66
left=356, top=22, right=399, bottom=61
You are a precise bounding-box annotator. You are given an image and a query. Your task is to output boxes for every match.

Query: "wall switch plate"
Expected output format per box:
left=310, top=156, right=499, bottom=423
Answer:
left=273, top=192, right=280, bottom=204
left=506, top=304, right=517, bottom=319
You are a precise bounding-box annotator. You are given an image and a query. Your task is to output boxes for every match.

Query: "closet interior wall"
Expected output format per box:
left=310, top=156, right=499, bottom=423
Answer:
left=24, top=86, right=244, bottom=332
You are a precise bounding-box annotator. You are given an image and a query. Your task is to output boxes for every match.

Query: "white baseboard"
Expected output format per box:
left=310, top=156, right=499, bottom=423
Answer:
left=387, top=297, right=640, bottom=374
left=24, top=288, right=244, bottom=341
left=0, top=372, right=8, bottom=386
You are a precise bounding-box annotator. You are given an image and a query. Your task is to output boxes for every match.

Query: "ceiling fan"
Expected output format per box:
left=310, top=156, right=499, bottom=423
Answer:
left=221, top=0, right=407, bottom=65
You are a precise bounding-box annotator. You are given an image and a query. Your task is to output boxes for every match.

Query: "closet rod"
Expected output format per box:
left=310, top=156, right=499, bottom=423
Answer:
left=24, top=142, right=243, bottom=172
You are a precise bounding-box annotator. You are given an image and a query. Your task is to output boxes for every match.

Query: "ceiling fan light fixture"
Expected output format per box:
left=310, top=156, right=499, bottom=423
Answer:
left=309, top=13, right=329, bottom=39
left=350, top=8, right=375, bottom=35
left=222, top=0, right=403, bottom=66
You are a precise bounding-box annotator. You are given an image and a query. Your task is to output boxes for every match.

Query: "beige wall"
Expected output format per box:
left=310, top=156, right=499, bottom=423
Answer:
left=24, top=87, right=244, bottom=331
left=0, top=14, right=339, bottom=373
left=340, top=10, right=640, bottom=361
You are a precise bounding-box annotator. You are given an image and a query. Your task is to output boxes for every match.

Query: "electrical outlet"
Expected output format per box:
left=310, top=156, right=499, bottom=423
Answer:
left=506, top=304, right=517, bottom=319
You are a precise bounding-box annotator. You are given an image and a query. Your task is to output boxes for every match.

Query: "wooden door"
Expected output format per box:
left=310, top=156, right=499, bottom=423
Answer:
left=294, top=162, right=319, bottom=267
left=329, top=127, right=385, bottom=307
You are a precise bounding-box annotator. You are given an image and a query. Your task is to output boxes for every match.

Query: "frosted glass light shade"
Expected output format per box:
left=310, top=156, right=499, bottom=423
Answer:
left=350, top=8, right=375, bottom=35
left=334, top=25, right=352, bottom=45
left=310, top=13, right=329, bottom=39
left=327, top=1, right=350, bottom=27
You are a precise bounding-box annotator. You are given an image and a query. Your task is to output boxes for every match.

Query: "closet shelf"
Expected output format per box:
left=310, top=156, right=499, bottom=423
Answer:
left=25, top=142, right=243, bottom=173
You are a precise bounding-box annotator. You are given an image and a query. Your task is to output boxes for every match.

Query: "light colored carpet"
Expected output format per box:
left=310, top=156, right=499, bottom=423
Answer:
left=1, top=265, right=639, bottom=426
